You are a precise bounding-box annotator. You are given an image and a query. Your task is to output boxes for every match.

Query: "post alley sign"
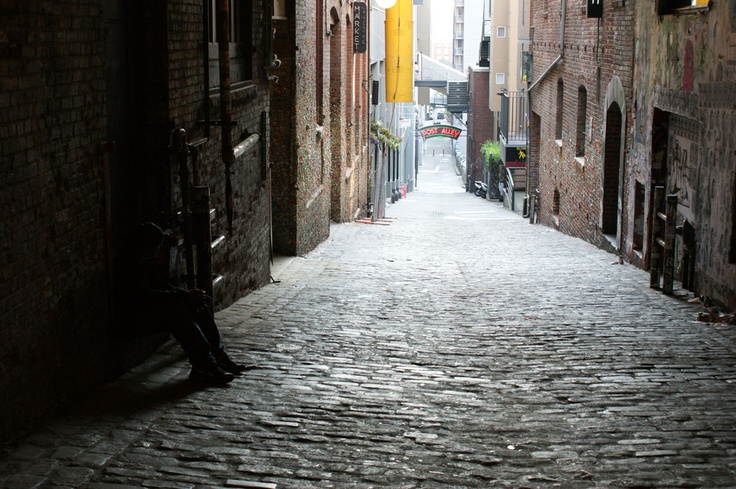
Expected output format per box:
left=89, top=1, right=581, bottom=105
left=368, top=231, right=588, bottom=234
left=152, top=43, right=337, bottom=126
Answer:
left=419, top=125, right=463, bottom=140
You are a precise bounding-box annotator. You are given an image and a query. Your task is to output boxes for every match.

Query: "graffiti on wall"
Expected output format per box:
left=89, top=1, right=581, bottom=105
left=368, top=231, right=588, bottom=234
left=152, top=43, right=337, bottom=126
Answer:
left=668, top=114, right=700, bottom=221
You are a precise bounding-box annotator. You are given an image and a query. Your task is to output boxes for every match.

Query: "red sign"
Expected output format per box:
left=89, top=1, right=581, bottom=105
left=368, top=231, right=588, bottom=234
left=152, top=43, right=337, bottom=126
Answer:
left=419, top=125, right=462, bottom=140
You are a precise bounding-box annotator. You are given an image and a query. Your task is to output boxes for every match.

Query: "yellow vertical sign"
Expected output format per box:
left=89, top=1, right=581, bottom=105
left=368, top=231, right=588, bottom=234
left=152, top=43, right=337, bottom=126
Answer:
left=385, top=0, right=413, bottom=103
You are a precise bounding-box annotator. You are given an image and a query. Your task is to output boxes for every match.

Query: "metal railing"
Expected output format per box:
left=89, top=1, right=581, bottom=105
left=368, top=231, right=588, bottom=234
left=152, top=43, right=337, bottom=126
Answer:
left=499, top=90, right=528, bottom=144
left=416, top=54, right=468, bottom=83
left=503, top=166, right=516, bottom=210
left=502, top=165, right=528, bottom=211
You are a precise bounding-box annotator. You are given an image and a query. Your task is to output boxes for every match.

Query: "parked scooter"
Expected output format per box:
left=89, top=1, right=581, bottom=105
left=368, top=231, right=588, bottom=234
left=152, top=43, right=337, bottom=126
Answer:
left=474, top=181, right=488, bottom=198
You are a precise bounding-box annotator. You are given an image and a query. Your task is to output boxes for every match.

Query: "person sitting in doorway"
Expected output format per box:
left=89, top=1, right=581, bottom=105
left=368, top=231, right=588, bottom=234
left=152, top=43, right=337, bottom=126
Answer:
left=122, top=221, right=247, bottom=385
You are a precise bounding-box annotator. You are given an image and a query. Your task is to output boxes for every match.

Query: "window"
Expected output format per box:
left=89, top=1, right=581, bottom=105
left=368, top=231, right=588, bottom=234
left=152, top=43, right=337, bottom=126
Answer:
left=497, top=26, right=507, bottom=38
left=208, top=0, right=253, bottom=89
left=576, top=86, right=587, bottom=157
left=496, top=73, right=505, bottom=85
left=658, top=0, right=708, bottom=14
left=555, top=79, right=564, bottom=141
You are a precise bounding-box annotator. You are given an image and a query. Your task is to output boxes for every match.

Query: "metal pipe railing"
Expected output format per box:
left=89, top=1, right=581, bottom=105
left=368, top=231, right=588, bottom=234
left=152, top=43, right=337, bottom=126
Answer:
left=504, top=166, right=516, bottom=210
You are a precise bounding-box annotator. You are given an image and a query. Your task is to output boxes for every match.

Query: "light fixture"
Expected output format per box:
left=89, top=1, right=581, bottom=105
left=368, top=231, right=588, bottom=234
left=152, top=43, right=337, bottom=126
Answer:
left=374, top=0, right=397, bottom=9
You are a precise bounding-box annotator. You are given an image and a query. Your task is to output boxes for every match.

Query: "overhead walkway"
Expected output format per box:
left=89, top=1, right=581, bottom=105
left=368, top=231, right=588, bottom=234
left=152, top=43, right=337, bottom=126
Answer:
left=415, top=54, right=469, bottom=113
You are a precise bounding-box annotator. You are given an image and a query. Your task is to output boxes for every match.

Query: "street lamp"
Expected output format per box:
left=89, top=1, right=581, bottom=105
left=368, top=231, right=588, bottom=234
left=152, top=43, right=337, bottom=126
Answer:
left=374, top=0, right=397, bottom=8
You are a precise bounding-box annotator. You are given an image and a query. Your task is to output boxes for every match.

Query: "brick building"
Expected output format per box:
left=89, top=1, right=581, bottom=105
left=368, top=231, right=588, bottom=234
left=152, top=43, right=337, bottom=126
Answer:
left=270, top=0, right=370, bottom=255
left=629, top=0, right=736, bottom=310
left=528, top=0, right=636, bottom=249
left=528, top=0, right=735, bottom=310
left=0, top=0, right=274, bottom=443
left=466, top=66, right=493, bottom=183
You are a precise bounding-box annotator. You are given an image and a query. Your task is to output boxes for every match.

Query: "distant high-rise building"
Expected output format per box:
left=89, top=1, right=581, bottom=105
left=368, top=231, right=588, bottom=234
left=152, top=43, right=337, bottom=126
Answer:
left=452, top=0, right=484, bottom=73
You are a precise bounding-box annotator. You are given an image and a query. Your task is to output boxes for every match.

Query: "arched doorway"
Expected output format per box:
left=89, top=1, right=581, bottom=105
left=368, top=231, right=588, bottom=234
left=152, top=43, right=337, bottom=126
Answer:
left=602, top=102, right=622, bottom=237
left=601, top=77, right=626, bottom=248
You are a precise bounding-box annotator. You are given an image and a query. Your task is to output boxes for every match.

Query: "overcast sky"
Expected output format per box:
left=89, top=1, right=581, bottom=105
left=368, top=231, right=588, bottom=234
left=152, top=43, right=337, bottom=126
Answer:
left=430, top=0, right=454, bottom=43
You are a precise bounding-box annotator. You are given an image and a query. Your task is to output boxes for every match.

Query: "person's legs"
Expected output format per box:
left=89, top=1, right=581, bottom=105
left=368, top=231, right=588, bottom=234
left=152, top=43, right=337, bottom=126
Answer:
left=165, top=307, right=215, bottom=367
left=154, top=304, right=234, bottom=384
left=191, top=308, right=223, bottom=357
left=192, top=308, right=248, bottom=374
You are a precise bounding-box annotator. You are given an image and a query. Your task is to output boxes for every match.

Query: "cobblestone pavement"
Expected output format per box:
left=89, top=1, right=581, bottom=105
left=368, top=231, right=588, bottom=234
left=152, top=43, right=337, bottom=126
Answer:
left=3, top=137, right=736, bottom=488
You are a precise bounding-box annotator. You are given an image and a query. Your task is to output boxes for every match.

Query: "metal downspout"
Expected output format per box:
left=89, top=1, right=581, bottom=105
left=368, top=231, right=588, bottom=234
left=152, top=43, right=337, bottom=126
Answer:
left=202, top=0, right=211, bottom=138
left=525, top=0, right=565, bottom=218
left=528, top=0, right=565, bottom=93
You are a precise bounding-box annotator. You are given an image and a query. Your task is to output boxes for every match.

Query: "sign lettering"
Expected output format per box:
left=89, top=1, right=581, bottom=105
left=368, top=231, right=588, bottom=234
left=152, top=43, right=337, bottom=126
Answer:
left=353, top=2, right=367, bottom=54
left=418, top=125, right=463, bottom=140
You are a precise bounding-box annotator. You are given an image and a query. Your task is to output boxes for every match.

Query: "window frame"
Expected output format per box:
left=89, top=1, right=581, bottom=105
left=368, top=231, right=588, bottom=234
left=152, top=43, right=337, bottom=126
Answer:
left=576, top=85, right=587, bottom=158
left=657, top=0, right=709, bottom=15
left=555, top=79, right=564, bottom=142
left=208, top=0, right=254, bottom=91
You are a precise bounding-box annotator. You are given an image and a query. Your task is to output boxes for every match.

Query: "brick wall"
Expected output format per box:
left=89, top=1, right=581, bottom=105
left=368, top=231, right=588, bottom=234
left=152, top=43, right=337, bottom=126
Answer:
left=271, top=0, right=369, bottom=256
left=467, top=67, right=493, bottom=180
left=0, top=0, right=273, bottom=443
left=530, top=0, right=635, bottom=249
left=0, top=0, right=111, bottom=443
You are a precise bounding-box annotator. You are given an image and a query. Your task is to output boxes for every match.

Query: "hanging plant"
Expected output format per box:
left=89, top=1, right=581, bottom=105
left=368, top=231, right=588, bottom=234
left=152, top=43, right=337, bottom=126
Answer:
left=370, top=120, right=401, bottom=149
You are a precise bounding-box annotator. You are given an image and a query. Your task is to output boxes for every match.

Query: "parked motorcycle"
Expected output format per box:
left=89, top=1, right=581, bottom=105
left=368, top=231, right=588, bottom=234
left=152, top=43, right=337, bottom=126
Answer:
left=474, top=181, right=488, bottom=198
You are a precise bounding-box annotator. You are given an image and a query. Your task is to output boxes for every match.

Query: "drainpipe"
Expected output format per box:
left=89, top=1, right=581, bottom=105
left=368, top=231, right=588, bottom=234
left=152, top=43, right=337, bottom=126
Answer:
left=528, top=0, right=565, bottom=93
left=216, top=0, right=235, bottom=235
left=202, top=1, right=211, bottom=138
left=525, top=0, right=565, bottom=217
left=559, top=0, right=566, bottom=59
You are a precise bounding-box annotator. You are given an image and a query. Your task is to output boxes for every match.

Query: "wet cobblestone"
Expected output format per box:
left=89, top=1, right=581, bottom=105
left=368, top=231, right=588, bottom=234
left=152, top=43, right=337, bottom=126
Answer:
left=2, top=138, right=736, bottom=488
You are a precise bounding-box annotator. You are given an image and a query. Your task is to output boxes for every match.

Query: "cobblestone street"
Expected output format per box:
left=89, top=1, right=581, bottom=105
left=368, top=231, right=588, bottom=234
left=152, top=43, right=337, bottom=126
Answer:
left=2, top=138, right=736, bottom=488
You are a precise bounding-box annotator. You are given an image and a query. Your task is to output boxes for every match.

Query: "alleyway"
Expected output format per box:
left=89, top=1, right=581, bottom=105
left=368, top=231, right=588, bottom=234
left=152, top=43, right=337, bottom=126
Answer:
left=2, top=137, right=736, bottom=488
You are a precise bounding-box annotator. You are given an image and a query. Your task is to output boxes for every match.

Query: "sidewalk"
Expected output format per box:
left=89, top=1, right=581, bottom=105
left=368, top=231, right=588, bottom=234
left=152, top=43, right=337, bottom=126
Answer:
left=2, top=137, right=736, bottom=488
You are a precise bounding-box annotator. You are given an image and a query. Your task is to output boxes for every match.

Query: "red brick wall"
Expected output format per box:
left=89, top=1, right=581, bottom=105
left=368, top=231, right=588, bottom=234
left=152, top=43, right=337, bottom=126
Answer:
left=530, top=0, right=635, bottom=248
left=467, top=67, right=493, bottom=180
left=270, top=0, right=368, bottom=256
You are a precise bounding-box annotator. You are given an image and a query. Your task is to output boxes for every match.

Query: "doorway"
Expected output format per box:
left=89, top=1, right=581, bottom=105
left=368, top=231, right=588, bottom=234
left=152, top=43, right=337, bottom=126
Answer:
left=602, top=102, right=622, bottom=241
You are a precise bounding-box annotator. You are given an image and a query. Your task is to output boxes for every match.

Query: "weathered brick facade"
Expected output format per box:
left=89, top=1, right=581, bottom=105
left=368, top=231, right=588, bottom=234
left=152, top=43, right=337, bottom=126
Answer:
left=0, top=0, right=272, bottom=442
left=630, top=0, right=736, bottom=310
left=529, top=0, right=635, bottom=249
left=270, top=1, right=370, bottom=256
left=530, top=0, right=735, bottom=310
